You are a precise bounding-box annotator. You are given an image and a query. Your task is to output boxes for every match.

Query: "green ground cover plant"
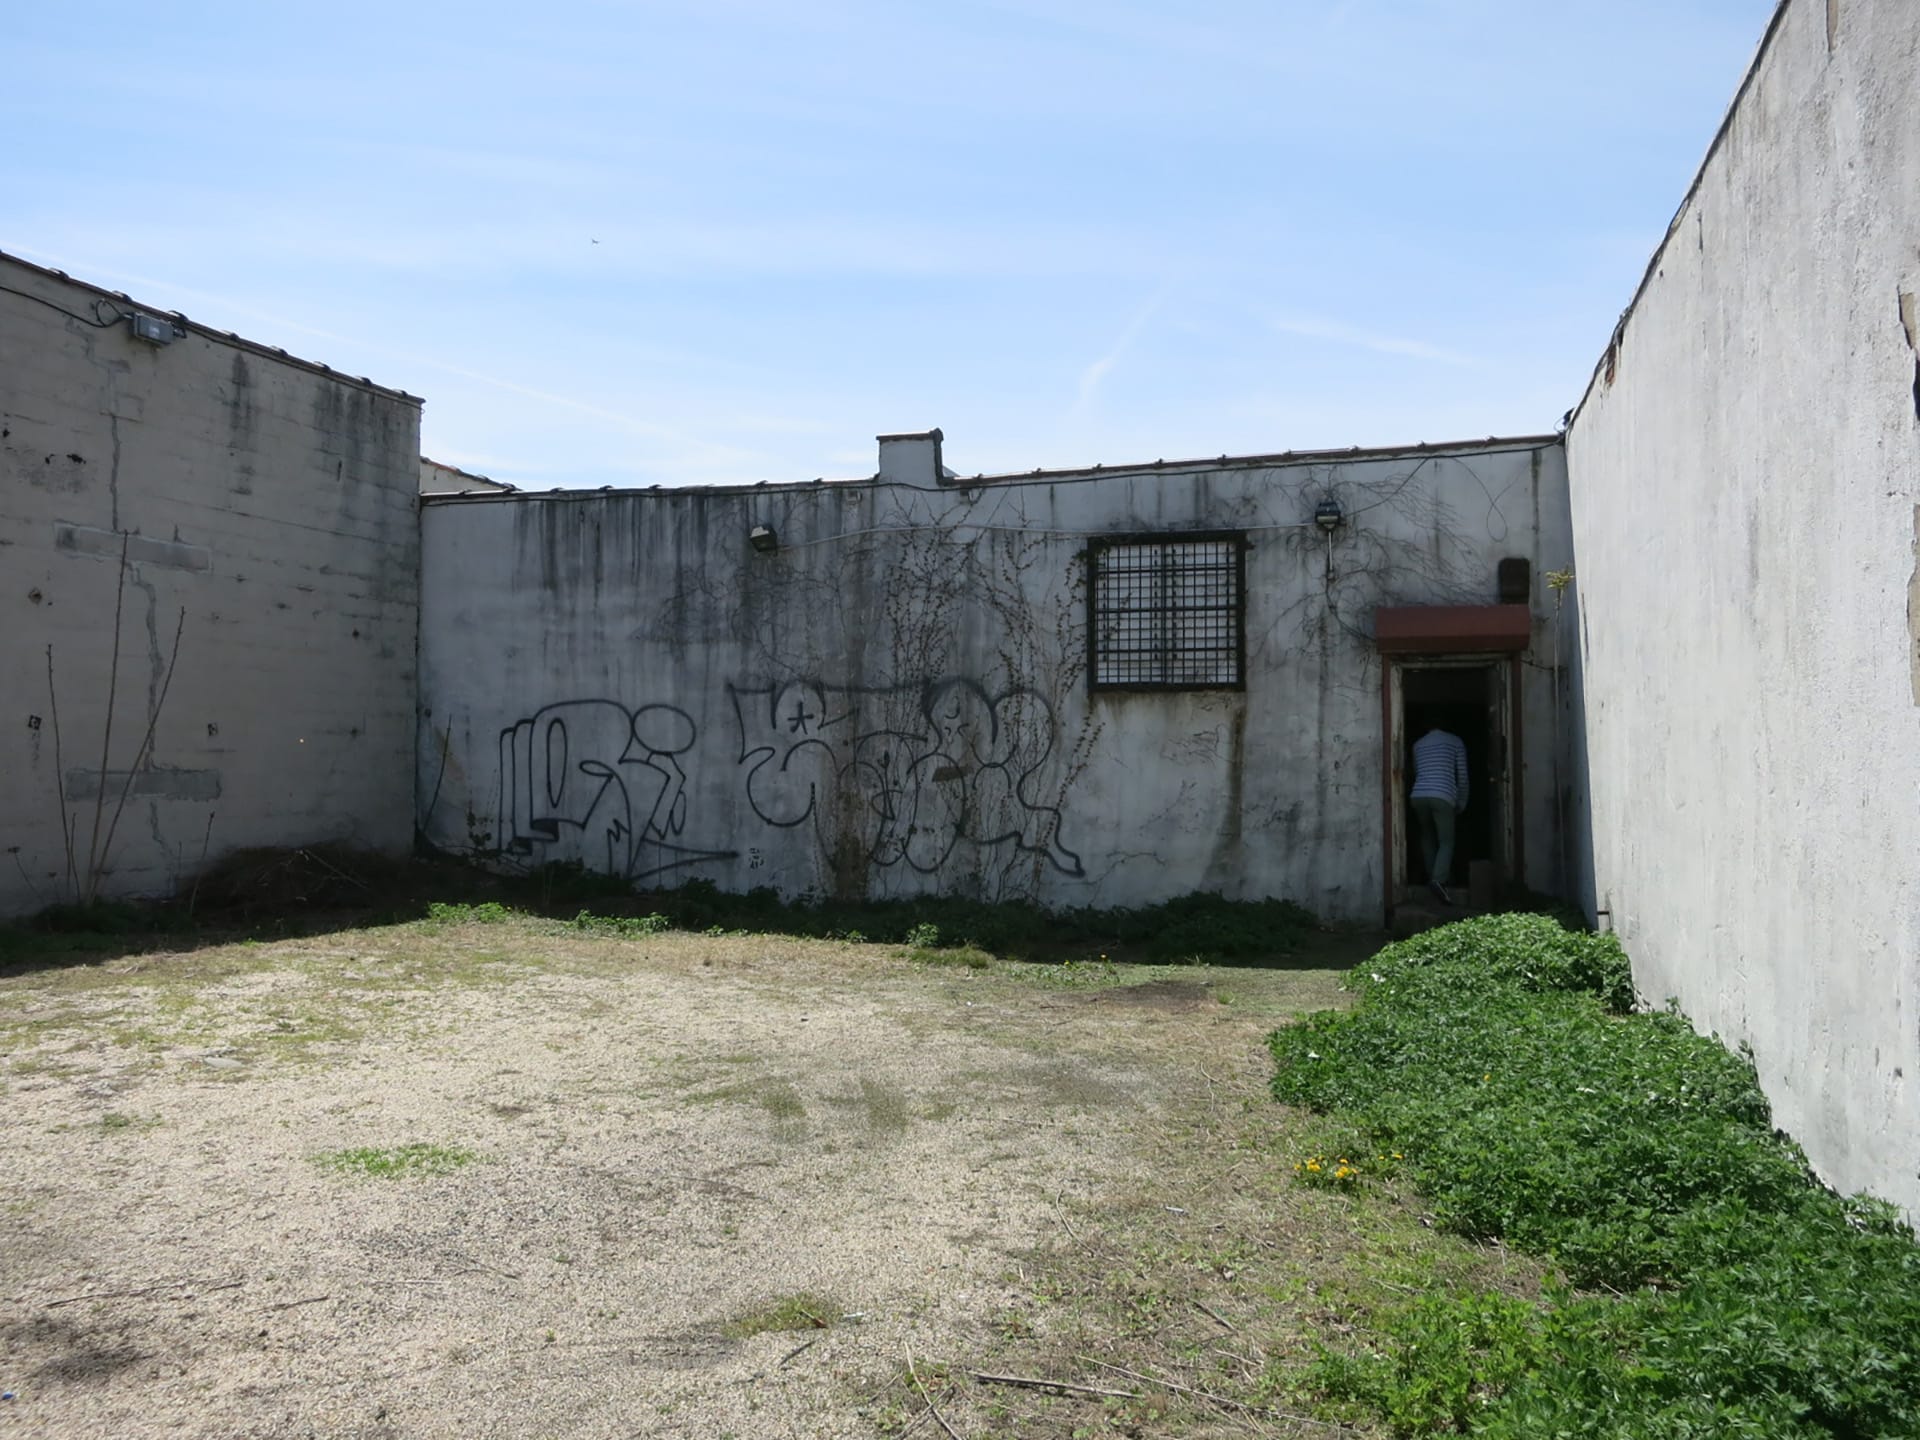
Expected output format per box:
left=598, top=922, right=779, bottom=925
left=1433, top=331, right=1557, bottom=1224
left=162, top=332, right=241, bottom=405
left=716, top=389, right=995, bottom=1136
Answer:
left=312, top=1143, right=478, bottom=1179
left=1269, top=914, right=1920, bottom=1437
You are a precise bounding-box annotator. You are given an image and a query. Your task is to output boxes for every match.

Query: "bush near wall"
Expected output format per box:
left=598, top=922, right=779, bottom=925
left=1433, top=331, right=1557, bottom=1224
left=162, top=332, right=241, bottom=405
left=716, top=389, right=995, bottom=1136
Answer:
left=1270, top=914, right=1920, bottom=1437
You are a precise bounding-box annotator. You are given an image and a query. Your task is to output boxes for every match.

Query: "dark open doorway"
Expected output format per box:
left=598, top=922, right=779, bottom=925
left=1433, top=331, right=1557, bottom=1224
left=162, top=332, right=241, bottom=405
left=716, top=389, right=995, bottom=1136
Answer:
left=1401, top=664, right=1497, bottom=889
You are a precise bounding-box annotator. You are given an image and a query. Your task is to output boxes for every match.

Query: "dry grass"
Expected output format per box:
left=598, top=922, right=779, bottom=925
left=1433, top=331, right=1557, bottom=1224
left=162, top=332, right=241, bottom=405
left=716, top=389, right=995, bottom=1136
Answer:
left=0, top=908, right=1495, bottom=1439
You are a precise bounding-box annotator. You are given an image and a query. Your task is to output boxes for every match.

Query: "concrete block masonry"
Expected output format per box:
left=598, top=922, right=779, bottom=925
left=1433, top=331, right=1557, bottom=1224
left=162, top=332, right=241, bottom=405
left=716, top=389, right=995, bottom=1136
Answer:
left=0, top=252, right=421, bottom=914
left=417, top=436, right=1574, bottom=921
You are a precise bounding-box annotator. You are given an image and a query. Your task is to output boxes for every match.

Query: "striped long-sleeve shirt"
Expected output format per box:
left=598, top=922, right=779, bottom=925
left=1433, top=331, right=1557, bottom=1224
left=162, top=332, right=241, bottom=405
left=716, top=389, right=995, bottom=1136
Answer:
left=1411, top=729, right=1470, bottom=808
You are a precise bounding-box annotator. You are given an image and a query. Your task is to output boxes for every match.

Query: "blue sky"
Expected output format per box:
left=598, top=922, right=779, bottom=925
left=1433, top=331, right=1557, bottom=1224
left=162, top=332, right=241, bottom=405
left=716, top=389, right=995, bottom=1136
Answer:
left=7, top=1, right=1772, bottom=487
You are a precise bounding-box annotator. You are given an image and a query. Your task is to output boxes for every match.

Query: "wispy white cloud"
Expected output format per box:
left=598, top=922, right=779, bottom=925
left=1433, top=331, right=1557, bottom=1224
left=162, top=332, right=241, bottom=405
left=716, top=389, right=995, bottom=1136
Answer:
left=1266, top=313, right=1477, bottom=367
left=1073, top=286, right=1170, bottom=416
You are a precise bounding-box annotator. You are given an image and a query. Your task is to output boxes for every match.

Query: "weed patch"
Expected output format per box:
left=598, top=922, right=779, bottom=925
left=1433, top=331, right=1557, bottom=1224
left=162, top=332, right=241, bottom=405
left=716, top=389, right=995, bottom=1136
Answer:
left=568, top=909, right=671, bottom=938
left=566, top=879, right=1317, bottom=965
left=1269, top=913, right=1920, bottom=1436
left=723, top=1292, right=839, bottom=1338
left=424, top=901, right=512, bottom=925
left=313, top=1143, right=478, bottom=1179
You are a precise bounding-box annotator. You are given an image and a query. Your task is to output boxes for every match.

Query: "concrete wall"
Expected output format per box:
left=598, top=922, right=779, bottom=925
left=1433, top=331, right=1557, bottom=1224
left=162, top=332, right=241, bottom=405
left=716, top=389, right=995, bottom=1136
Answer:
left=418, top=436, right=1573, bottom=920
left=0, top=254, right=422, bottom=915
left=1566, top=0, right=1920, bottom=1213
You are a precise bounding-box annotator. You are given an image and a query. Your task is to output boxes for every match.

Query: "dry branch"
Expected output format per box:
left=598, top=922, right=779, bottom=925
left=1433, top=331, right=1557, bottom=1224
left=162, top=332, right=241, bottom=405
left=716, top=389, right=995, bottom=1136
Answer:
left=44, top=644, right=76, bottom=895
left=1080, top=1357, right=1361, bottom=1434
left=82, top=533, right=131, bottom=902
left=93, top=605, right=187, bottom=895
left=47, top=1277, right=242, bottom=1309
left=968, top=1371, right=1139, bottom=1400
left=904, top=1343, right=963, bottom=1440
left=1193, top=1297, right=1237, bottom=1330
left=777, top=1337, right=818, bottom=1368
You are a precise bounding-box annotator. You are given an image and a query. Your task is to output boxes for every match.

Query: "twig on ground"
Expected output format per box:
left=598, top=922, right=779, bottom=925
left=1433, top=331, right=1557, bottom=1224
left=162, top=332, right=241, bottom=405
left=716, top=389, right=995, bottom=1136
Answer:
left=969, top=1371, right=1139, bottom=1400
left=1080, top=1357, right=1361, bottom=1433
left=1213, top=1346, right=1264, bottom=1374
left=794, top=1304, right=829, bottom=1329
left=261, top=1295, right=331, bottom=1313
left=1193, top=1297, right=1237, bottom=1330
left=777, top=1337, right=818, bottom=1368
left=904, top=1343, right=963, bottom=1440
left=1052, top=1189, right=1082, bottom=1245
left=47, top=1277, right=242, bottom=1309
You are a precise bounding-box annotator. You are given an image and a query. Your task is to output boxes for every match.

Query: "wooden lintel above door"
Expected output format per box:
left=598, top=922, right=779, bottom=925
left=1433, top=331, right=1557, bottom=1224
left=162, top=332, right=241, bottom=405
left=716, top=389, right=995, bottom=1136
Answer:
left=1373, top=605, right=1532, bottom=655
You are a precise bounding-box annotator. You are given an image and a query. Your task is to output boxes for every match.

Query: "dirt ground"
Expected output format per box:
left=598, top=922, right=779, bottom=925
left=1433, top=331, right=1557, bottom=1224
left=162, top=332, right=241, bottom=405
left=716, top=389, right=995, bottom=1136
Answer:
left=0, top=918, right=1371, bottom=1439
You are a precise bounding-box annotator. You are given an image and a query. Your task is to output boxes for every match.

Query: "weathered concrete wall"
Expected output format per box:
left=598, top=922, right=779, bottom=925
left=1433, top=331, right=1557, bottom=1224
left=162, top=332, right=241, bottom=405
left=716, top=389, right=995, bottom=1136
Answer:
left=418, top=437, right=1572, bottom=920
left=0, top=254, right=422, bottom=914
left=1566, top=0, right=1920, bottom=1213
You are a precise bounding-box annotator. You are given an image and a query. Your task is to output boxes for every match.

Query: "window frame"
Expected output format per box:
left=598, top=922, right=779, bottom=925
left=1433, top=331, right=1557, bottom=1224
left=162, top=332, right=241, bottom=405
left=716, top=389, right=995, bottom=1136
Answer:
left=1084, top=530, right=1249, bottom=694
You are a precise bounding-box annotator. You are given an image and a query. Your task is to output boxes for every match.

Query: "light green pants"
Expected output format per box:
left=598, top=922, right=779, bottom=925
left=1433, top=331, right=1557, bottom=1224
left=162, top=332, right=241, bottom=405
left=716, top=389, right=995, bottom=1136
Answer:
left=1412, top=796, right=1457, bottom=887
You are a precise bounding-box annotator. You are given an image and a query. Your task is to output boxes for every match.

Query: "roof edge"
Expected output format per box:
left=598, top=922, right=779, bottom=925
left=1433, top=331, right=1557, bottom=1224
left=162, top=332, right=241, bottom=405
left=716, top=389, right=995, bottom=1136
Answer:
left=419, top=431, right=1564, bottom=506
left=0, top=248, right=422, bottom=406
left=1564, top=0, right=1796, bottom=433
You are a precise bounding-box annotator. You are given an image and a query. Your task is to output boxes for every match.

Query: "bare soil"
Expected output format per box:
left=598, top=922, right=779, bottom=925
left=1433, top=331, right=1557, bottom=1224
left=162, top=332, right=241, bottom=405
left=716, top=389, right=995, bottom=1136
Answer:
left=0, top=919, right=1365, bottom=1439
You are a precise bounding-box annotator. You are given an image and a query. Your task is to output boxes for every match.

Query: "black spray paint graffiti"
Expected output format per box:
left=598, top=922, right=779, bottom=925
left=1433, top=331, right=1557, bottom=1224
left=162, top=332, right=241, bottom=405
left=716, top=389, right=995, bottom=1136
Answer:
left=498, top=701, right=737, bottom=880
left=732, top=678, right=1084, bottom=879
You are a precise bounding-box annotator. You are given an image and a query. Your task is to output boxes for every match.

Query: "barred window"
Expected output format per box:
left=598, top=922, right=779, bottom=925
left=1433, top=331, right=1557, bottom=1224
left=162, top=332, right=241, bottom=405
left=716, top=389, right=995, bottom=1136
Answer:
left=1087, top=533, right=1246, bottom=691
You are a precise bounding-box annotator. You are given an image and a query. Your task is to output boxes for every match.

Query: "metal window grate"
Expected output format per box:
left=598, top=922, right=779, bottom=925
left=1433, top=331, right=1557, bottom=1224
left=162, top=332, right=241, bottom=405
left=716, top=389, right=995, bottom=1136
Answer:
left=1088, top=533, right=1246, bottom=690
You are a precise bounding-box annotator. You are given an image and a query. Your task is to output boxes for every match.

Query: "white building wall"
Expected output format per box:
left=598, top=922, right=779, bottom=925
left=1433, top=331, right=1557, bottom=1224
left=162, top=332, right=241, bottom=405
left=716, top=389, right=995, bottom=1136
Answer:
left=418, top=438, right=1572, bottom=921
left=1566, top=0, right=1920, bottom=1213
left=0, top=255, right=422, bottom=915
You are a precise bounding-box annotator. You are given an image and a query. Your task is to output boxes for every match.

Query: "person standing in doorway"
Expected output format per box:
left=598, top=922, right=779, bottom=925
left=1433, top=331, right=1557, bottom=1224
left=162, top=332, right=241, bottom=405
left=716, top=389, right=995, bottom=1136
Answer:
left=1410, top=724, right=1469, bottom=904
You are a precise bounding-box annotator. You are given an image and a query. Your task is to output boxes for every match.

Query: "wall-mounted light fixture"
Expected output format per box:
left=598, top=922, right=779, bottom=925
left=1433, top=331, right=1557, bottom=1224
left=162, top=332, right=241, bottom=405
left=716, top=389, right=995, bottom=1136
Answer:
left=1313, top=497, right=1344, bottom=534
left=748, top=524, right=779, bottom=553
left=128, top=312, right=180, bottom=346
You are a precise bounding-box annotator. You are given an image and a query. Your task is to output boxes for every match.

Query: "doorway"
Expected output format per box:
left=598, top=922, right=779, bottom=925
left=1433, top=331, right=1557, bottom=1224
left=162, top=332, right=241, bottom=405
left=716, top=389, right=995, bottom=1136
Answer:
left=1383, top=656, right=1520, bottom=912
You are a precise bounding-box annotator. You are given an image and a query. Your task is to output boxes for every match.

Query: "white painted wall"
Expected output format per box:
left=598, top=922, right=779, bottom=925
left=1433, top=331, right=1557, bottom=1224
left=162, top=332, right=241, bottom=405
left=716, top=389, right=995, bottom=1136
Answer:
left=1567, top=0, right=1920, bottom=1214
left=418, top=437, right=1572, bottom=920
left=0, top=255, right=422, bottom=915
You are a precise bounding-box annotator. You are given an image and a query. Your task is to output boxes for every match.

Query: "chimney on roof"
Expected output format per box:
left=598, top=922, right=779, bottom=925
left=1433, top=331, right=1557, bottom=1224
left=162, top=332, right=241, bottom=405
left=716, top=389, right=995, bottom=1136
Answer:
left=876, top=428, right=946, bottom=487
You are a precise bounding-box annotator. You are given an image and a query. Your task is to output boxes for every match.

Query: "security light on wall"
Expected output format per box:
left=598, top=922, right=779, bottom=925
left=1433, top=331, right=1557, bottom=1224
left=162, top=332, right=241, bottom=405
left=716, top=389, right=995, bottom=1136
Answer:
left=128, top=312, right=178, bottom=346
left=1313, top=497, right=1344, bottom=534
left=748, top=524, right=779, bottom=553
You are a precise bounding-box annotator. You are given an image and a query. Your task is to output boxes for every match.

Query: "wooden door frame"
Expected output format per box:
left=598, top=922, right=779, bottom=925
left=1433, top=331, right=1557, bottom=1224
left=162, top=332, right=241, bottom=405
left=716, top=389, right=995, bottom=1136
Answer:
left=1381, top=652, right=1525, bottom=922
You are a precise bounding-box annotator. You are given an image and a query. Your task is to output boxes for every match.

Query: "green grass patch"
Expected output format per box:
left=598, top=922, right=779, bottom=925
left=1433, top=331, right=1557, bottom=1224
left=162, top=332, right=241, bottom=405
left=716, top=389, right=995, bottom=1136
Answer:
left=1269, top=913, right=1920, bottom=1437
left=424, top=901, right=513, bottom=925
left=568, top=909, right=671, bottom=938
left=723, top=1292, right=839, bottom=1338
left=97, top=1111, right=161, bottom=1133
left=564, top=877, right=1317, bottom=965
left=313, top=1142, right=478, bottom=1179
left=905, top=943, right=995, bottom=970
